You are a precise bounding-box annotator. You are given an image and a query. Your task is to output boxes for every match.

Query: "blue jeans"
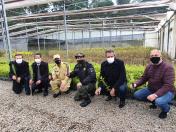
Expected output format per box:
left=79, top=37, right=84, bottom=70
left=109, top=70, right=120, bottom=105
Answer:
left=134, top=87, right=174, bottom=112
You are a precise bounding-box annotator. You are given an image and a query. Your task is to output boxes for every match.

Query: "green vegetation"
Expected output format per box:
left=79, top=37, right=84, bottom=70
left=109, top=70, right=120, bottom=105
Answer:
left=0, top=47, right=171, bottom=89
left=0, top=61, right=144, bottom=87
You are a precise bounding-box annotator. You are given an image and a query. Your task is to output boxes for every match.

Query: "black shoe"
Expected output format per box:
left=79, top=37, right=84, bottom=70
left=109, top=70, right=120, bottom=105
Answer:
left=80, top=99, right=91, bottom=107
left=53, top=93, right=60, bottom=98
left=149, top=104, right=157, bottom=109
left=65, top=90, right=70, bottom=94
left=105, top=96, right=112, bottom=101
left=119, top=100, right=125, bottom=108
left=31, top=88, right=35, bottom=96
left=36, top=90, right=42, bottom=93
left=26, top=93, right=30, bottom=96
left=43, top=92, right=48, bottom=97
left=159, top=111, right=167, bottom=119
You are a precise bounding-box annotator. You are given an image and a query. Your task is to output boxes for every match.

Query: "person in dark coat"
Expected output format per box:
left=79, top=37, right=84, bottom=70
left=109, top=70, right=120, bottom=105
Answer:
left=9, top=53, right=30, bottom=95
left=95, top=49, right=127, bottom=108
left=69, top=53, right=96, bottom=107
left=30, top=53, right=49, bottom=96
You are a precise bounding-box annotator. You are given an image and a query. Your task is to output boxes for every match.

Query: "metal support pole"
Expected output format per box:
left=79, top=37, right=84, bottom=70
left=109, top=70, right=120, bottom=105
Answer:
left=0, top=0, right=12, bottom=61
left=1, top=14, right=6, bottom=52
left=82, top=29, right=84, bottom=48
left=89, top=16, right=91, bottom=48
left=110, top=26, right=112, bottom=46
left=72, top=28, right=74, bottom=49
left=44, top=35, right=46, bottom=50
left=64, top=0, right=68, bottom=58
left=102, top=21, right=104, bottom=46
left=25, top=23, right=29, bottom=51
left=36, top=26, right=40, bottom=51
left=56, top=26, right=59, bottom=48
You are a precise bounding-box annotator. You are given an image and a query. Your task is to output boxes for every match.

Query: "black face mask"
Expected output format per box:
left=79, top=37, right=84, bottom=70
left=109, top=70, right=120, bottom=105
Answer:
left=77, top=60, right=85, bottom=65
left=55, top=59, right=61, bottom=65
left=150, top=57, right=160, bottom=64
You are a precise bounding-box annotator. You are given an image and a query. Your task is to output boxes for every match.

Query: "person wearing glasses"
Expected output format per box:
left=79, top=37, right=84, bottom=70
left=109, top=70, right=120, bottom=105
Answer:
left=95, top=49, right=127, bottom=108
left=69, top=53, right=96, bottom=107
left=130, top=49, right=175, bottom=119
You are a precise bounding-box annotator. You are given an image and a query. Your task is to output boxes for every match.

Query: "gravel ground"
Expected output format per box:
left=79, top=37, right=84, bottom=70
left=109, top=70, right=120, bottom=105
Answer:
left=0, top=80, right=176, bottom=132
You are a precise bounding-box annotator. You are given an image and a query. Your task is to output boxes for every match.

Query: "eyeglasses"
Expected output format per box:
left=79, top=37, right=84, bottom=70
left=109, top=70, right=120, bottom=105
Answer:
left=75, top=56, right=84, bottom=59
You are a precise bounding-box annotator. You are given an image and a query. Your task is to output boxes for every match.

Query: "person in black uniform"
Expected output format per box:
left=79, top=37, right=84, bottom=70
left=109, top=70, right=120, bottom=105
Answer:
left=69, top=53, right=96, bottom=107
left=30, top=53, right=49, bottom=96
left=95, top=49, right=127, bottom=108
left=9, top=53, right=30, bottom=95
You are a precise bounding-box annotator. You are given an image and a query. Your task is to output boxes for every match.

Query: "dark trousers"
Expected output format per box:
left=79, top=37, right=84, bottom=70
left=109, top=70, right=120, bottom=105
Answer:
left=12, top=78, right=30, bottom=95
left=31, top=80, right=48, bottom=94
left=101, top=83, right=127, bottom=101
left=74, top=83, right=96, bottom=101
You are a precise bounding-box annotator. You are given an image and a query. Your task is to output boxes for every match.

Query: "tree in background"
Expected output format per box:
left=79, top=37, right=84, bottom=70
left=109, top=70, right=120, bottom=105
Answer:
left=90, top=0, right=114, bottom=8
left=117, top=0, right=130, bottom=5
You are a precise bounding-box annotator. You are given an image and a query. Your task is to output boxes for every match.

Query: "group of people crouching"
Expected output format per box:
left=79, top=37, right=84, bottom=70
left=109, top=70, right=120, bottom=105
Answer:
left=9, top=49, right=175, bottom=119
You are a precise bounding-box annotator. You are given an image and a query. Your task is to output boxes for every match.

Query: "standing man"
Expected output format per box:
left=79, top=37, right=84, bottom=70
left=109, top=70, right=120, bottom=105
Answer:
left=9, top=53, right=31, bottom=95
left=69, top=53, right=96, bottom=107
left=50, top=54, right=71, bottom=98
left=131, top=49, right=175, bottom=119
left=95, top=49, right=127, bottom=108
left=30, top=53, right=49, bottom=96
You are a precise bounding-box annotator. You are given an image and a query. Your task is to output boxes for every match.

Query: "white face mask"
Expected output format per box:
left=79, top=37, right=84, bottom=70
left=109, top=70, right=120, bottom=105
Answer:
left=107, top=57, right=115, bottom=64
left=16, top=59, right=23, bottom=64
left=35, top=59, right=41, bottom=64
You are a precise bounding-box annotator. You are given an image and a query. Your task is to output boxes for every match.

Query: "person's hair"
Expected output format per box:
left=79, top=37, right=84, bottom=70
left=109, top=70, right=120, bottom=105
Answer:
left=105, top=49, right=115, bottom=55
left=75, top=53, right=85, bottom=58
left=15, top=53, right=23, bottom=57
left=34, top=53, right=42, bottom=57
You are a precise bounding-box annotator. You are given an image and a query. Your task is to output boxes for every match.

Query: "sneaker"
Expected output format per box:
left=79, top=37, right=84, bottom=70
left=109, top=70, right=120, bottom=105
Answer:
left=80, top=99, right=91, bottom=107
left=105, top=96, right=112, bottom=101
left=119, top=100, right=125, bottom=108
left=159, top=111, right=167, bottom=119
left=53, top=93, right=60, bottom=98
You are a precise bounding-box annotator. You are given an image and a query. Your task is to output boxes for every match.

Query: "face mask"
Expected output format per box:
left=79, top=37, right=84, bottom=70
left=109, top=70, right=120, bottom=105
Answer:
left=55, top=59, right=61, bottom=65
left=35, top=59, right=41, bottom=64
left=150, top=57, right=160, bottom=64
left=107, top=57, right=114, bottom=64
left=16, top=59, right=22, bottom=64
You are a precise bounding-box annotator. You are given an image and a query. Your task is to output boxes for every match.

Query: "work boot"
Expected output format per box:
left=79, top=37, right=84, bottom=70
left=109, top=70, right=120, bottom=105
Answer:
left=53, top=92, right=61, bottom=98
left=105, top=96, right=112, bottom=101
left=159, top=111, right=167, bottom=119
left=80, top=99, right=91, bottom=107
left=119, top=100, right=125, bottom=108
left=43, top=92, right=48, bottom=97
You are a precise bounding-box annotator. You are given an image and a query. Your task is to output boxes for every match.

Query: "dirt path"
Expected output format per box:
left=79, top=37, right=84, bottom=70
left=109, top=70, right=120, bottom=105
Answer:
left=0, top=80, right=176, bottom=132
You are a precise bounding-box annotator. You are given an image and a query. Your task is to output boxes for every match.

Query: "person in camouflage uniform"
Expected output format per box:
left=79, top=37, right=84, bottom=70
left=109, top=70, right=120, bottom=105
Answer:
left=50, top=54, right=71, bottom=98
left=69, top=53, right=96, bottom=107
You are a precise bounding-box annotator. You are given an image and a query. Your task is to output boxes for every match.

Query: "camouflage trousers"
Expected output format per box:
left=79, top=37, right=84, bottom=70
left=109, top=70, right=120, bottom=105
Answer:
left=74, top=83, right=96, bottom=101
